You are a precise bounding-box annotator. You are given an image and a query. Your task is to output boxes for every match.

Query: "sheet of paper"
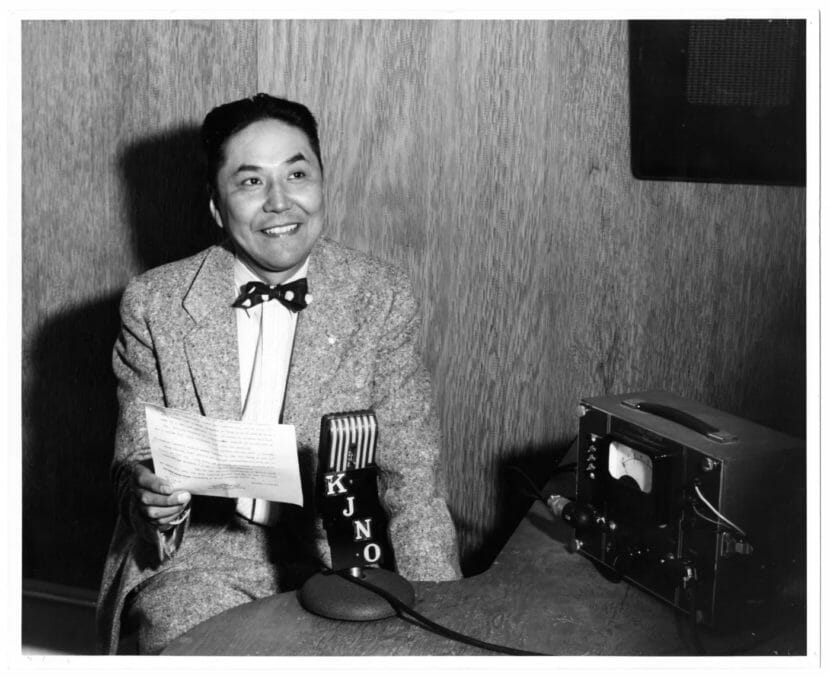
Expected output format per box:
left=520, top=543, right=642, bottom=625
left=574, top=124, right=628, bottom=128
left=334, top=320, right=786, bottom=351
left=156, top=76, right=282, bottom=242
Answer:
left=145, top=404, right=303, bottom=506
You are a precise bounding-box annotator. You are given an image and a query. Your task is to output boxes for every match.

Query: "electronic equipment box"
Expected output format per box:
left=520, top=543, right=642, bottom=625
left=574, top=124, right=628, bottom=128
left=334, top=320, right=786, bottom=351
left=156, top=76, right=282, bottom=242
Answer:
left=572, top=391, right=805, bottom=629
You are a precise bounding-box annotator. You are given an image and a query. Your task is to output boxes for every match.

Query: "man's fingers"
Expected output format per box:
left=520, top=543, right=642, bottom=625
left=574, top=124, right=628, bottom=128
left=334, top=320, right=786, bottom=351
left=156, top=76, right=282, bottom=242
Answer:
left=137, top=489, right=191, bottom=508
left=144, top=504, right=188, bottom=521
left=132, top=463, right=173, bottom=495
left=135, top=490, right=191, bottom=528
left=130, top=464, right=192, bottom=529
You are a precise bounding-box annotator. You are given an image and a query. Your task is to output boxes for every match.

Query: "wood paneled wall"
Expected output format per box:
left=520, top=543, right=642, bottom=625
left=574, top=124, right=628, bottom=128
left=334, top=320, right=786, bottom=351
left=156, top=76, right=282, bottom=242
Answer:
left=22, top=20, right=805, bottom=588
left=22, top=20, right=256, bottom=588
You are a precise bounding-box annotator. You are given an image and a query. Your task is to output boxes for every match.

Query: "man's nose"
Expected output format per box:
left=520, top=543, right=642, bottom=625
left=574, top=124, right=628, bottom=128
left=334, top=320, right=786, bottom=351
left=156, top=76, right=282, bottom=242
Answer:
left=263, top=181, right=290, bottom=212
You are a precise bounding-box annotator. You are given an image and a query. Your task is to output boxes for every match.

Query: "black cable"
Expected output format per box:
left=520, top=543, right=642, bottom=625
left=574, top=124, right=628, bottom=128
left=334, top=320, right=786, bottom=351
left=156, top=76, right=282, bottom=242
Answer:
left=504, top=465, right=547, bottom=502
left=505, top=463, right=576, bottom=505
left=325, top=568, right=546, bottom=656
left=505, top=438, right=578, bottom=504
left=551, top=462, right=577, bottom=475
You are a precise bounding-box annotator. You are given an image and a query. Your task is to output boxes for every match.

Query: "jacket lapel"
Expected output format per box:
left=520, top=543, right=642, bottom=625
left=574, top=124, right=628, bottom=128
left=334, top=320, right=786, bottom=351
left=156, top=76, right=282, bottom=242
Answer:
left=283, top=238, right=352, bottom=429
left=182, top=244, right=242, bottom=421
left=179, top=238, right=351, bottom=426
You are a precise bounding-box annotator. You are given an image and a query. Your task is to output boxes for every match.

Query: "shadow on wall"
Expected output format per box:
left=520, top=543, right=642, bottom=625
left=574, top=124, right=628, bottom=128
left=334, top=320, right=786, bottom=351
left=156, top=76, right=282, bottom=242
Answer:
left=459, top=437, right=576, bottom=577
left=23, top=126, right=221, bottom=590
left=119, top=124, right=221, bottom=271
left=23, top=295, right=121, bottom=590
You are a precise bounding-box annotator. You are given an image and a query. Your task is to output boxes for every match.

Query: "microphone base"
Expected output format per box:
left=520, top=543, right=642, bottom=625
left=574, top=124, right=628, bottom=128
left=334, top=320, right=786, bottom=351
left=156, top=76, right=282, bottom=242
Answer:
left=298, top=568, right=414, bottom=621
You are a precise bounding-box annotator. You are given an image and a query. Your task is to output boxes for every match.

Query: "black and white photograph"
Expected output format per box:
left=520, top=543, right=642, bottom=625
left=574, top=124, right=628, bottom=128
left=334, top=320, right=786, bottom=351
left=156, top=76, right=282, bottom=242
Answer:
left=9, top=3, right=823, bottom=672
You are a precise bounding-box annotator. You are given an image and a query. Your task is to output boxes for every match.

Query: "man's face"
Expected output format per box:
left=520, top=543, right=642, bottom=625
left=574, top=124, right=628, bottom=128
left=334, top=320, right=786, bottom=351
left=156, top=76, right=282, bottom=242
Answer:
left=210, top=118, right=325, bottom=284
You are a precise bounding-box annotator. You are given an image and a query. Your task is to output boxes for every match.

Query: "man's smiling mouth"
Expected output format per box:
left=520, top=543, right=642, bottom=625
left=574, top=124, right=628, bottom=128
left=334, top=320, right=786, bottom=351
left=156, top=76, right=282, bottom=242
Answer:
left=262, top=223, right=301, bottom=237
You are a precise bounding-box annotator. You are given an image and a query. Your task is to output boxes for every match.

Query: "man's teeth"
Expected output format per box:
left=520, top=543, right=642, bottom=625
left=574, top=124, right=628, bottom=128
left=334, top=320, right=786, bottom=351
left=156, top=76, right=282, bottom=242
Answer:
left=263, top=224, right=300, bottom=236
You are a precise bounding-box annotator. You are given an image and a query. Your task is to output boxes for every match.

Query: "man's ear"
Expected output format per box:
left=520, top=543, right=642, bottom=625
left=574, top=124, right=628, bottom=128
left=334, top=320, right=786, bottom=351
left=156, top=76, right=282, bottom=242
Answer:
left=209, top=196, right=224, bottom=229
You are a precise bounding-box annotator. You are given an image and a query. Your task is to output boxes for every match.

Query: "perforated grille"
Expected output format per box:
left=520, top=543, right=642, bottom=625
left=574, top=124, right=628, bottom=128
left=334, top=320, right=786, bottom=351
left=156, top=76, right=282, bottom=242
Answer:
left=686, top=20, right=801, bottom=107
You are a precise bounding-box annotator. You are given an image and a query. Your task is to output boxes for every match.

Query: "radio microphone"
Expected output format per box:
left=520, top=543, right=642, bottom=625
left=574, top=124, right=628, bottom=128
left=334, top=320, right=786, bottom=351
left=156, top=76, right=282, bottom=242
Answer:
left=298, top=410, right=415, bottom=620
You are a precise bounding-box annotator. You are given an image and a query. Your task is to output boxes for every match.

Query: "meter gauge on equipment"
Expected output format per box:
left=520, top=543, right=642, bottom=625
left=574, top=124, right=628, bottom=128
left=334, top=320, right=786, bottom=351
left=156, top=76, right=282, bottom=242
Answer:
left=607, top=441, right=653, bottom=494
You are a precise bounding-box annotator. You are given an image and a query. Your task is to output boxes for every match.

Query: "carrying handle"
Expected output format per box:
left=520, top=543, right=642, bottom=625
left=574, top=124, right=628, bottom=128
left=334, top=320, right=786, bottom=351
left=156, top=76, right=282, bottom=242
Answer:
left=621, top=399, right=737, bottom=443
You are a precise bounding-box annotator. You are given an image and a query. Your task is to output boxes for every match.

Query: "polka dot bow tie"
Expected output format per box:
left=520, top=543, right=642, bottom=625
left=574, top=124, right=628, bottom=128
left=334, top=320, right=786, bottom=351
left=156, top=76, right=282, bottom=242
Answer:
left=232, top=278, right=312, bottom=312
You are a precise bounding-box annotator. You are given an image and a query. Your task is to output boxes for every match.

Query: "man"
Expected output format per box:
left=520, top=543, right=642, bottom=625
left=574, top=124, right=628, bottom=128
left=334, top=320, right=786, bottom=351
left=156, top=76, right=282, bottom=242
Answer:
left=96, top=94, right=461, bottom=654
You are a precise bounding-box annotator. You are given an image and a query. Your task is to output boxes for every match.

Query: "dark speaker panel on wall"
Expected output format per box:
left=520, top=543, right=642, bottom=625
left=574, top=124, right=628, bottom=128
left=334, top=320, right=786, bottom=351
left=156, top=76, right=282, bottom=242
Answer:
left=629, top=19, right=806, bottom=186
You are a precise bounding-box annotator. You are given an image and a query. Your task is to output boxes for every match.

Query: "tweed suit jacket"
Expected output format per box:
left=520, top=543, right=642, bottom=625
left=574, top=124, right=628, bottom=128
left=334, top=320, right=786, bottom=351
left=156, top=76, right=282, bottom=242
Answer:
left=95, top=236, right=461, bottom=654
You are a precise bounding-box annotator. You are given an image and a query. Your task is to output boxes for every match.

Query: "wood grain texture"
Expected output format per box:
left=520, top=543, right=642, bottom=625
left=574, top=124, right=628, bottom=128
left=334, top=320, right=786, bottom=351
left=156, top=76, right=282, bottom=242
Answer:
left=258, top=20, right=806, bottom=573
left=21, top=20, right=257, bottom=588
left=21, top=20, right=806, bottom=590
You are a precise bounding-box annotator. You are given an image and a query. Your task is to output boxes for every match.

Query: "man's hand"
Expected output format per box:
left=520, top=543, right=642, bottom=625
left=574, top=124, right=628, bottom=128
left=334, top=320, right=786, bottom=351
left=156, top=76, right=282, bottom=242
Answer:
left=129, top=461, right=191, bottom=534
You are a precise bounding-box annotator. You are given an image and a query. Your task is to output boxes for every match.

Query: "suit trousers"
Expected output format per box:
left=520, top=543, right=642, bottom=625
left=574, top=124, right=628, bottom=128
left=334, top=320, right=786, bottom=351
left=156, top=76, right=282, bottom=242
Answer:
left=122, top=514, right=319, bottom=654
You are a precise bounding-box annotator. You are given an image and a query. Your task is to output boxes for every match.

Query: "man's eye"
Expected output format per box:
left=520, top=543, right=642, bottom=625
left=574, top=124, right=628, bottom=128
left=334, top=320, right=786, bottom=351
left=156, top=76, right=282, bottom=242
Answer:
left=241, top=177, right=262, bottom=186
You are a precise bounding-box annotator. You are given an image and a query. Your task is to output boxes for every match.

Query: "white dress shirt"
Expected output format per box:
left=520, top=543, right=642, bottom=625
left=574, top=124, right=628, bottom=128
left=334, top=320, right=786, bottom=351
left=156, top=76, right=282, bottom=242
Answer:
left=234, top=256, right=308, bottom=524
left=156, top=255, right=308, bottom=556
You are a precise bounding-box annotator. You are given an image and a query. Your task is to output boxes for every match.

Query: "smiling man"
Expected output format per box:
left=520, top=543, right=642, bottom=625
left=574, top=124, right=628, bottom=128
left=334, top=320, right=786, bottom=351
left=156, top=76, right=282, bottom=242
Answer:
left=96, top=94, right=461, bottom=654
left=209, top=116, right=325, bottom=283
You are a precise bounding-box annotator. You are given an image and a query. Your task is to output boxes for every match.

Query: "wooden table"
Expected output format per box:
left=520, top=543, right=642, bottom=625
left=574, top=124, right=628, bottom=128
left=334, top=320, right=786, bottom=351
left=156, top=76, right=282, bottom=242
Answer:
left=163, top=489, right=804, bottom=656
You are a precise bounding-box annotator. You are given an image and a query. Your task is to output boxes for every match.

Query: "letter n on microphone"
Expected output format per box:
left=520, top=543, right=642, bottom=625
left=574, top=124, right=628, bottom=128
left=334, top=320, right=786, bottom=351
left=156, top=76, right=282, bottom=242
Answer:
left=318, top=411, right=394, bottom=571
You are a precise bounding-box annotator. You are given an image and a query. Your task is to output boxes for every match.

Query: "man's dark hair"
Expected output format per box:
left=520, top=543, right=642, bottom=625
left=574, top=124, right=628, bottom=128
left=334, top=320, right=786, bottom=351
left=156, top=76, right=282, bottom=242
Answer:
left=201, top=93, right=323, bottom=193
